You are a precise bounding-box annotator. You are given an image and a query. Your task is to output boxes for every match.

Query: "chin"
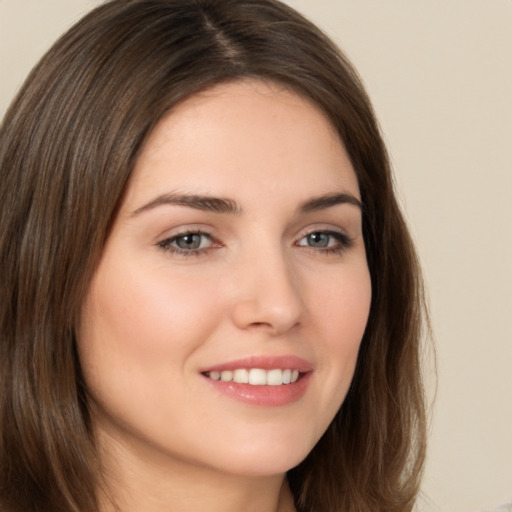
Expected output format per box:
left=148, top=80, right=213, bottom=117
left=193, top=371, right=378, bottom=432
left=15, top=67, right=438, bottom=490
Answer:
left=197, top=429, right=319, bottom=478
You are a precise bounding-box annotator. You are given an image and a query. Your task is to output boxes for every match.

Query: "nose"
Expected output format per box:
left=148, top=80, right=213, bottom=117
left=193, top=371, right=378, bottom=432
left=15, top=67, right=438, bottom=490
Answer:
left=229, top=248, right=307, bottom=335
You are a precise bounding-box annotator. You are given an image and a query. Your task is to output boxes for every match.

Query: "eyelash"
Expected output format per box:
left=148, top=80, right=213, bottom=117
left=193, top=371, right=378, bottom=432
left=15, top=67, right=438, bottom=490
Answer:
left=296, top=230, right=354, bottom=255
left=156, top=229, right=354, bottom=257
left=157, top=230, right=215, bottom=257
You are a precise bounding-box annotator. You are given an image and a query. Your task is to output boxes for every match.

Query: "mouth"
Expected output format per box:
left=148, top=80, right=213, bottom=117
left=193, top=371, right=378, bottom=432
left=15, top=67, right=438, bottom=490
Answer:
left=200, top=356, right=312, bottom=407
left=203, top=368, right=301, bottom=386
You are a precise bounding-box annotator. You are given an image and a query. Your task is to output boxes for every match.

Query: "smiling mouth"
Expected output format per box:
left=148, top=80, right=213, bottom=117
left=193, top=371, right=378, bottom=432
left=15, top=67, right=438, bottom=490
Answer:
left=203, top=368, right=301, bottom=386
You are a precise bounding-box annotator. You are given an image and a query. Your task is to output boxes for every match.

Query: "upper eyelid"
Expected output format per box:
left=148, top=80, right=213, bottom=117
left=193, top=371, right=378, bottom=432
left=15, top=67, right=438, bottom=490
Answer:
left=159, top=230, right=214, bottom=244
left=295, top=217, right=362, bottom=239
left=296, top=225, right=351, bottom=239
left=154, top=221, right=356, bottom=244
left=157, top=226, right=350, bottom=241
left=297, top=229, right=352, bottom=243
left=154, top=224, right=215, bottom=241
left=299, top=226, right=345, bottom=235
left=156, top=231, right=218, bottom=256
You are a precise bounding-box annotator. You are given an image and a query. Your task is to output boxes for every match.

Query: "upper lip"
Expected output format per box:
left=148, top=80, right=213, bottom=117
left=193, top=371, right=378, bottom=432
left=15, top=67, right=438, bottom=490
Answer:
left=200, top=355, right=313, bottom=373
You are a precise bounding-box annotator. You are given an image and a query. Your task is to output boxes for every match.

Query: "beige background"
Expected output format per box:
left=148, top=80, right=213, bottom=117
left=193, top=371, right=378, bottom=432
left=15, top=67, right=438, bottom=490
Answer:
left=1, top=1, right=511, bottom=511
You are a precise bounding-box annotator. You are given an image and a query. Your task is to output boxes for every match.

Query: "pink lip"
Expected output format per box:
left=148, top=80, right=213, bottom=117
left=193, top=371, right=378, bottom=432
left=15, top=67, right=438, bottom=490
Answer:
left=200, top=355, right=313, bottom=407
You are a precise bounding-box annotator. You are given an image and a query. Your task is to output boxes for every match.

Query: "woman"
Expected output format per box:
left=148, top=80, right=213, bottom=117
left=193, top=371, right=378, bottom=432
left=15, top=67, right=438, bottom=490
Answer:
left=0, top=1, right=427, bottom=511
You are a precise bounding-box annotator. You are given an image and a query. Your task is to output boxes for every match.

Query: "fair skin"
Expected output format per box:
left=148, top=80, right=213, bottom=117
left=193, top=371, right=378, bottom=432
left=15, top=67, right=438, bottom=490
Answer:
left=78, top=80, right=372, bottom=512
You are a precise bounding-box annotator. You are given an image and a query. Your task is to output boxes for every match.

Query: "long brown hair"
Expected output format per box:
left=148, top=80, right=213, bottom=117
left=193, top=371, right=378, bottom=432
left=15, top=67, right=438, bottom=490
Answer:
left=0, top=1, right=427, bottom=511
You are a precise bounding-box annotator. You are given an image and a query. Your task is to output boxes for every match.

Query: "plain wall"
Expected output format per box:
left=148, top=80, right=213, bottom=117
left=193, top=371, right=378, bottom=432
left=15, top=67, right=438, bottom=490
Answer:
left=1, top=1, right=511, bottom=511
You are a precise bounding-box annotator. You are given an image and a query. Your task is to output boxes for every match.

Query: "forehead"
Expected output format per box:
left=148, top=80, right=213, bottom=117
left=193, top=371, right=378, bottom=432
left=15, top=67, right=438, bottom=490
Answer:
left=123, top=79, right=359, bottom=211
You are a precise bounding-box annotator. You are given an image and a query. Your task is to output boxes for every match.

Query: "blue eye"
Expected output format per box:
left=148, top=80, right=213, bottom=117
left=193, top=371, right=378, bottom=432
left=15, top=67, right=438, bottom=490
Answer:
left=304, top=232, right=331, bottom=248
left=297, top=231, right=352, bottom=253
left=158, top=231, right=213, bottom=255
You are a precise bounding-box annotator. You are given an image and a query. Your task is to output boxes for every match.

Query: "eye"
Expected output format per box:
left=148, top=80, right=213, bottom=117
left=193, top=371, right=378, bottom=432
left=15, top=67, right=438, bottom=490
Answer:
left=157, top=231, right=215, bottom=255
left=296, top=230, right=353, bottom=253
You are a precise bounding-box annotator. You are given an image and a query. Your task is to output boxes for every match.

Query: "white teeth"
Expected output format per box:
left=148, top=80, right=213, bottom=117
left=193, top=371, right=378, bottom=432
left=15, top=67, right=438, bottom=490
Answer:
left=249, top=368, right=267, bottom=385
left=207, top=368, right=302, bottom=386
left=233, top=369, right=249, bottom=384
left=220, top=370, right=233, bottom=382
left=267, top=369, right=283, bottom=386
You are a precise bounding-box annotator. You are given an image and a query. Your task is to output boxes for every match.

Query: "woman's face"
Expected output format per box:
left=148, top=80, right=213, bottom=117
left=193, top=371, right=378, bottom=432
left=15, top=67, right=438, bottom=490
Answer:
left=78, top=80, right=371, bottom=478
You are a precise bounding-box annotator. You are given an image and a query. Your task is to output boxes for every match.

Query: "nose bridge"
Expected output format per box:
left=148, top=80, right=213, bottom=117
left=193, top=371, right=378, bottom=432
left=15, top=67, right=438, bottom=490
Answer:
left=230, top=240, right=306, bottom=334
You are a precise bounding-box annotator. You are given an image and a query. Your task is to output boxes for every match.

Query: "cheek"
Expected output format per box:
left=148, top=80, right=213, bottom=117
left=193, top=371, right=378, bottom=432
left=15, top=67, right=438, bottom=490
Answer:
left=315, top=259, right=371, bottom=344
left=310, top=264, right=371, bottom=407
left=81, top=259, right=218, bottom=356
left=77, top=257, right=223, bottom=412
left=76, top=258, right=230, bottom=454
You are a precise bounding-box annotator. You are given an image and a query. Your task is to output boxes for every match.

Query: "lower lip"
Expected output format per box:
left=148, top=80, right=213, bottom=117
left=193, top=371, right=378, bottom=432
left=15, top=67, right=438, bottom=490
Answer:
left=202, top=372, right=312, bottom=407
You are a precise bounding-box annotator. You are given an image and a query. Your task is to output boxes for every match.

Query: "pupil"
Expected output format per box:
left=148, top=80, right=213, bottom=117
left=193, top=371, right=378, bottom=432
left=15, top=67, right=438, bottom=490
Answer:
left=177, top=234, right=201, bottom=249
left=308, top=233, right=328, bottom=247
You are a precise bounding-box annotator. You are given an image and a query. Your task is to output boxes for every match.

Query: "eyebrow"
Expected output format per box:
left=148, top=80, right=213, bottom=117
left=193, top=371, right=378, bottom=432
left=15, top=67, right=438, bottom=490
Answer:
left=297, top=192, right=363, bottom=214
left=132, top=191, right=363, bottom=217
left=132, top=193, right=241, bottom=216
